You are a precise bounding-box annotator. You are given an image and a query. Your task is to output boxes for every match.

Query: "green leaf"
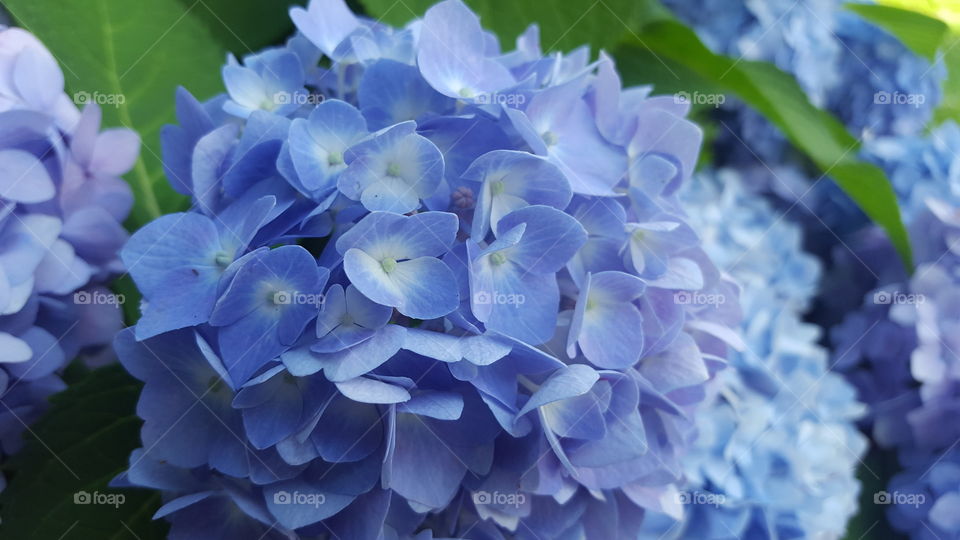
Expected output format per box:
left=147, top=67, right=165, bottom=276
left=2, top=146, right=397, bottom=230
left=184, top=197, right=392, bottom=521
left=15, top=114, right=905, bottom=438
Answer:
left=0, top=365, right=165, bottom=539
left=614, top=20, right=914, bottom=269
left=179, top=0, right=302, bottom=56
left=360, top=0, right=670, bottom=53
left=846, top=3, right=949, bottom=61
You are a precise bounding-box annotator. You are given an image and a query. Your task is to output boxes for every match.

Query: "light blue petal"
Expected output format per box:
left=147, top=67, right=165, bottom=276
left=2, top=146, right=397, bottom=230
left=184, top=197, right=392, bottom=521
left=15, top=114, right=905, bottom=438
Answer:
left=496, top=205, right=587, bottom=274
left=517, top=364, right=599, bottom=417
left=335, top=376, right=411, bottom=404
left=310, top=324, right=406, bottom=381
left=388, top=257, right=459, bottom=319
left=567, top=271, right=645, bottom=369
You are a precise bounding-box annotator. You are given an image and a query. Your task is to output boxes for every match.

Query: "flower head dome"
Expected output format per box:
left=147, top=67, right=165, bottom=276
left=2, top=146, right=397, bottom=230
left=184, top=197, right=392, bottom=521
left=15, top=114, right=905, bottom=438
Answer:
left=113, top=0, right=741, bottom=537
left=642, top=169, right=867, bottom=539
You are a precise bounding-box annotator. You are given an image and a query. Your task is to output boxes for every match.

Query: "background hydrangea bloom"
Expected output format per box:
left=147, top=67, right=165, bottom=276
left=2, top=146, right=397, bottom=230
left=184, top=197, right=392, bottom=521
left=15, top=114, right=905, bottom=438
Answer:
left=113, top=0, right=743, bottom=537
left=642, top=169, right=867, bottom=538
left=827, top=114, right=960, bottom=536
left=0, top=27, right=135, bottom=490
left=664, top=0, right=943, bottom=166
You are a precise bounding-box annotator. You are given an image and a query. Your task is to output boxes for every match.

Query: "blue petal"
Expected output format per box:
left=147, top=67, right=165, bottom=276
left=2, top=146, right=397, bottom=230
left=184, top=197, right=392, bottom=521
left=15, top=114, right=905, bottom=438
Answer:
left=464, top=150, right=571, bottom=239
left=336, top=210, right=458, bottom=260
left=496, top=205, right=587, bottom=274
left=289, top=0, right=360, bottom=57
left=358, top=59, right=454, bottom=130
left=0, top=149, right=55, bottom=203
left=311, top=394, right=383, bottom=462
left=416, top=0, right=515, bottom=99
left=517, top=364, right=599, bottom=417
left=309, top=324, right=406, bottom=381
left=338, top=123, right=445, bottom=213
left=567, top=271, right=646, bottom=369
left=335, top=376, right=411, bottom=404
left=385, top=412, right=467, bottom=508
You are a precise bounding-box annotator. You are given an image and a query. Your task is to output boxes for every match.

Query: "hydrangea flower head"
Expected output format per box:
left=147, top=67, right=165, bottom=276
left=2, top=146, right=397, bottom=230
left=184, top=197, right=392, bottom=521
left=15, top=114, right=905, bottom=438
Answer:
left=665, top=0, right=944, bottom=165
left=643, top=170, right=867, bottom=539
left=828, top=121, right=960, bottom=537
left=114, top=0, right=742, bottom=536
left=0, top=27, right=136, bottom=489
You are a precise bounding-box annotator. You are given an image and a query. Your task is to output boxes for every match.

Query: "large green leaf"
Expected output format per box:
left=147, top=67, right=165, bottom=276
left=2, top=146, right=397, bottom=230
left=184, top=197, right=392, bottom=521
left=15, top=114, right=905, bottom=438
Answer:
left=0, top=365, right=165, bottom=539
left=179, top=0, right=302, bottom=56
left=846, top=3, right=949, bottom=61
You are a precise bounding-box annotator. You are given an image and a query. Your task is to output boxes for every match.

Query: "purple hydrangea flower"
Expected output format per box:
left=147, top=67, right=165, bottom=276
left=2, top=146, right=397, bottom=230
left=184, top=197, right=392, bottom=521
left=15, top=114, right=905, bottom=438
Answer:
left=114, top=0, right=742, bottom=537
left=0, top=28, right=136, bottom=490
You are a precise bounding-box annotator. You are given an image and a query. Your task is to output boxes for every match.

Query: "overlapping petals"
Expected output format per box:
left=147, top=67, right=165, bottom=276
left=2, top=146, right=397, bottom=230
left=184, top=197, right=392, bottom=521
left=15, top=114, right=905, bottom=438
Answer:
left=115, top=0, right=740, bottom=537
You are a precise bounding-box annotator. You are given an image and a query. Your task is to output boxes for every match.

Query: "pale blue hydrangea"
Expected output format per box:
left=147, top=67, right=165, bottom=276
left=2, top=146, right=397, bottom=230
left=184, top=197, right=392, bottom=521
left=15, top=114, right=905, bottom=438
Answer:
left=665, top=0, right=944, bottom=165
left=643, top=169, right=867, bottom=539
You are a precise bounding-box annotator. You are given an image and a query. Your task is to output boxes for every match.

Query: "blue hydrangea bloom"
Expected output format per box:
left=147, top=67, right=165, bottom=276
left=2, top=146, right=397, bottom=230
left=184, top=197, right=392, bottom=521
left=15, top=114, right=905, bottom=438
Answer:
left=0, top=28, right=135, bottom=490
left=642, top=170, right=867, bottom=539
left=664, top=0, right=944, bottom=165
left=827, top=119, right=960, bottom=537
left=114, top=0, right=743, bottom=537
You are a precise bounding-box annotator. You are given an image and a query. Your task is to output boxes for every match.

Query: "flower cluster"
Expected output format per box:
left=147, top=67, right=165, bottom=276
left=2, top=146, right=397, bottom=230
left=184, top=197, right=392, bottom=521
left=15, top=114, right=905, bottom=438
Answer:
left=829, top=121, right=960, bottom=536
left=0, top=28, right=135, bottom=489
left=113, top=0, right=740, bottom=537
left=643, top=170, right=866, bottom=539
left=664, top=0, right=943, bottom=165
